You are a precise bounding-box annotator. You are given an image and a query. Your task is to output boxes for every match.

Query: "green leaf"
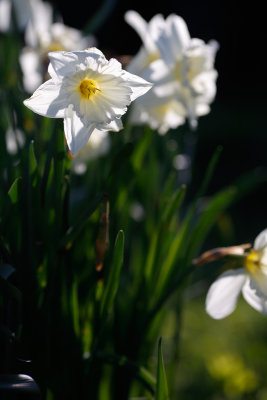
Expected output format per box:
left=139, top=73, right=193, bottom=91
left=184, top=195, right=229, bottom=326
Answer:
left=96, top=350, right=156, bottom=394
left=194, top=145, right=223, bottom=200
left=145, top=230, right=159, bottom=282
left=145, top=185, right=186, bottom=284
left=28, top=140, right=38, bottom=183
left=100, top=230, right=124, bottom=316
left=184, top=186, right=236, bottom=265
left=8, top=177, right=22, bottom=205
left=155, top=338, right=169, bottom=400
left=161, top=184, right=186, bottom=227
left=70, top=278, right=80, bottom=336
left=153, top=209, right=193, bottom=299
left=131, top=126, right=153, bottom=171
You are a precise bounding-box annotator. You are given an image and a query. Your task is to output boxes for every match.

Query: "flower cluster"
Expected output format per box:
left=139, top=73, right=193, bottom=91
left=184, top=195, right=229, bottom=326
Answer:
left=125, top=10, right=218, bottom=134
left=16, top=6, right=219, bottom=157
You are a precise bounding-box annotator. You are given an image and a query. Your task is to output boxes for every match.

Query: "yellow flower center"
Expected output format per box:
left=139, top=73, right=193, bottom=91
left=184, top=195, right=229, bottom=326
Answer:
left=78, top=79, right=100, bottom=100
left=245, top=250, right=261, bottom=274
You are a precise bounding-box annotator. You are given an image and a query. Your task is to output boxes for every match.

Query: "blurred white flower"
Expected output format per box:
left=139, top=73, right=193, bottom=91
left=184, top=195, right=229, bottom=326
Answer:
left=173, top=153, right=191, bottom=170
left=20, top=0, right=95, bottom=92
left=206, top=229, right=267, bottom=319
left=23, top=48, right=152, bottom=155
left=6, top=126, right=25, bottom=154
left=130, top=202, right=145, bottom=222
left=0, top=0, right=34, bottom=32
left=125, top=11, right=218, bottom=133
left=124, top=10, right=164, bottom=75
left=72, top=130, right=110, bottom=175
left=0, top=0, right=11, bottom=32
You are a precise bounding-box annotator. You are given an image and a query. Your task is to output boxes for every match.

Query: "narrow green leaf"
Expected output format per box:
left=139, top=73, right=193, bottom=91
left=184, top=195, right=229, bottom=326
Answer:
left=28, top=140, right=38, bottom=180
left=145, top=231, right=159, bottom=282
left=95, top=350, right=156, bottom=394
left=150, top=148, right=222, bottom=302
left=195, top=145, right=223, bottom=200
left=184, top=187, right=236, bottom=265
left=155, top=338, right=169, bottom=400
left=131, top=126, right=153, bottom=171
left=153, top=208, right=193, bottom=299
left=161, top=185, right=186, bottom=227
left=70, top=279, right=80, bottom=336
left=145, top=185, right=186, bottom=284
left=100, top=230, right=124, bottom=316
left=8, top=177, right=22, bottom=205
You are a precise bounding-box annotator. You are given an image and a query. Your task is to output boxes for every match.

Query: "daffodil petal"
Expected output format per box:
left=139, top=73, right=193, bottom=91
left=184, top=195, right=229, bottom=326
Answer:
left=125, top=11, right=163, bottom=55
left=205, top=268, right=246, bottom=319
left=64, top=107, right=95, bottom=155
left=242, top=278, right=267, bottom=315
left=154, top=15, right=190, bottom=66
left=121, top=70, right=152, bottom=101
left=141, top=59, right=171, bottom=83
left=97, top=118, right=123, bottom=132
left=48, top=51, right=80, bottom=79
left=23, top=79, right=67, bottom=118
left=124, top=10, right=148, bottom=43
left=253, top=228, right=267, bottom=251
left=167, top=14, right=191, bottom=52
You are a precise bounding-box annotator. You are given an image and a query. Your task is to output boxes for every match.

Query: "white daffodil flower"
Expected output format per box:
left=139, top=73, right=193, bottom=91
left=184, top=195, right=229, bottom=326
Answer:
left=206, top=229, right=267, bottom=319
left=19, top=0, right=95, bottom=93
left=125, top=11, right=218, bottom=132
left=23, top=48, right=152, bottom=155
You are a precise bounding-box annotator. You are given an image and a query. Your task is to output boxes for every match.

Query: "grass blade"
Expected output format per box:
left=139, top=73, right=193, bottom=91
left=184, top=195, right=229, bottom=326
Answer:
left=155, top=338, right=169, bottom=400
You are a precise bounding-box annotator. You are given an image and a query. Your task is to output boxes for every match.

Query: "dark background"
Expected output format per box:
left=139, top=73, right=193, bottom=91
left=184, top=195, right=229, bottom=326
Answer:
left=51, top=0, right=266, bottom=244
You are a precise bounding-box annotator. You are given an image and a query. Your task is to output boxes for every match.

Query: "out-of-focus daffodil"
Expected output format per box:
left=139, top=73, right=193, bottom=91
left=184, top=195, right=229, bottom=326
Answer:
left=19, top=0, right=95, bottom=93
left=0, top=0, right=34, bottom=32
left=125, top=11, right=218, bottom=133
left=205, top=228, right=267, bottom=319
left=0, top=0, right=11, bottom=32
left=124, top=10, right=164, bottom=75
left=23, top=48, right=152, bottom=155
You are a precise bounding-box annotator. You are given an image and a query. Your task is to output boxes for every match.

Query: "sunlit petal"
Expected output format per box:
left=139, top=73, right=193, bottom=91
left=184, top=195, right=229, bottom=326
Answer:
left=205, top=269, right=246, bottom=319
left=242, top=278, right=267, bottom=315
